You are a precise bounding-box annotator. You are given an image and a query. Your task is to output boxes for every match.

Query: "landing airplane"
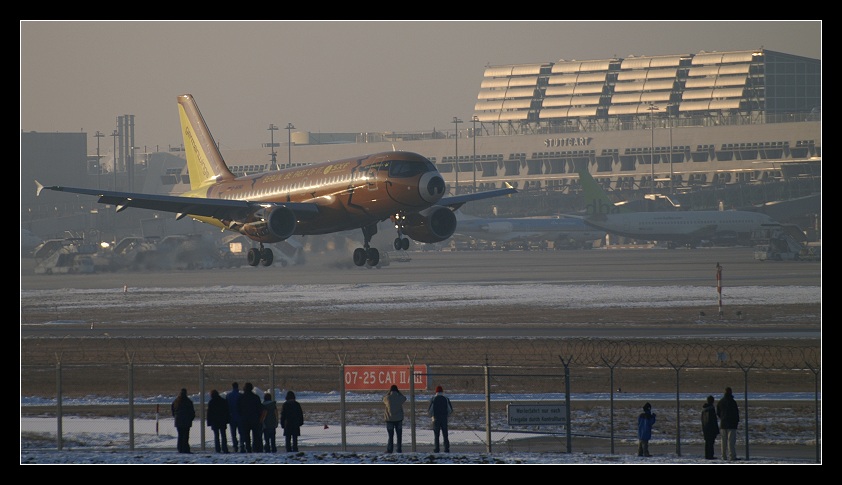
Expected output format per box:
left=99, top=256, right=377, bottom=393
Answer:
left=576, top=165, right=777, bottom=248
left=454, top=211, right=605, bottom=249
left=36, top=94, right=516, bottom=267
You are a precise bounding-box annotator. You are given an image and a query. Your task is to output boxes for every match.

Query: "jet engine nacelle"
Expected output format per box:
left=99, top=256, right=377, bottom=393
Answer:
left=239, top=206, right=297, bottom=243
left=402, top=206, right=457, bottom=243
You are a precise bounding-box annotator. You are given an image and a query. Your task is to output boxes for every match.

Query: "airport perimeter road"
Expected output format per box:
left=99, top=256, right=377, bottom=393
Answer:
left=21, top=246, right=821, bottom=290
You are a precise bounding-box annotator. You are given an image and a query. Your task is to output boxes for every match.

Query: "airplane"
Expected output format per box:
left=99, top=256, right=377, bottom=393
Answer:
left=576, top=164, right=778, bottom=248
left=36, top=94, right=516, bottom=268
left=453, top=211, right=606, bottom=249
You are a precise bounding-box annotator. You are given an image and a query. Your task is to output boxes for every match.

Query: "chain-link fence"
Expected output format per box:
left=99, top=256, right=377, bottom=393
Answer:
left=21, top=337, right=821, bottom=461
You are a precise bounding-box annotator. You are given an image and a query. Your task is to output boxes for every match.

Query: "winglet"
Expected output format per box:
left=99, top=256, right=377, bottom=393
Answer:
left=35, top=180, right=44, bottom=197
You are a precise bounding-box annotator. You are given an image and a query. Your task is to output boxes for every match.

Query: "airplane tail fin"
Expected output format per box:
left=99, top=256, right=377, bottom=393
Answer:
left=177, top=94, right=235, bottom=190
left=576, top=165, right=630, bottom=218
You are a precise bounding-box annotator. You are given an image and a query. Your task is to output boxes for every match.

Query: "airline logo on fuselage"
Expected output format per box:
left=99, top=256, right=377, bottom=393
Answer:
left=585, top=198, right=621, bottom=216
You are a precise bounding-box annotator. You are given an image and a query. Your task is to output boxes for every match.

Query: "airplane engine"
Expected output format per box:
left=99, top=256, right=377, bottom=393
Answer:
left=239, top=206, right=297, bottom=243
left=402, top=206, right=457, bottom=243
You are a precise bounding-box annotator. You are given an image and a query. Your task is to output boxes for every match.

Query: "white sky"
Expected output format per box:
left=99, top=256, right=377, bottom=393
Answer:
left=20, top=21, right=821, bottom=152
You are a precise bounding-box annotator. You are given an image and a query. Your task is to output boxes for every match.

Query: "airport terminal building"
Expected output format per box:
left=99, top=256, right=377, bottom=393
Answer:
left=23, top=48, right=820, bottom=241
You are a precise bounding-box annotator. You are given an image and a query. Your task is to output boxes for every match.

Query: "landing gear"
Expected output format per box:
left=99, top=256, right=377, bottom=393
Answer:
left=392, top=212, right=410, bottom=251
left=393, top=237, right=409, bottom=251
left=247, top=244, right=274, bottom=267
left=353, top=224, right=380, bottom=267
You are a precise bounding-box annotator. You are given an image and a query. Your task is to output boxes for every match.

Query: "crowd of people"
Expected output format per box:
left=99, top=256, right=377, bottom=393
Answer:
left=173, top=383, right=740, bottom=459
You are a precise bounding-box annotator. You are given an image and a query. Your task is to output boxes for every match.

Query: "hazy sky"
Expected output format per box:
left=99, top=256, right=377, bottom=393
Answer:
left=20, top=21, right=821, bottom=152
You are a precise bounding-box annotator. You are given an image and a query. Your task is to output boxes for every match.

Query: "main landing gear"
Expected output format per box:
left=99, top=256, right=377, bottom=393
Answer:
left=247, top=243, right=274, bottom=267
left=353, top=223, right=380, bottom=267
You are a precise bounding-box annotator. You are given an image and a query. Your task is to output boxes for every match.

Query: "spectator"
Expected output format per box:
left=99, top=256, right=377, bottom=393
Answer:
left=226, top=382, right=243, bottom=452
left=262, top=392, right=279, bottom=453
left=206, top=389, right=230, bottom=453
left=701, top=395, right=719, bottom=460
left=383, top=384, right=407, bottom=453
left=716, top=387, right=740, bottom=461
left=280, top=390, right=304, bottom=452
left=637, top=402, right=656, bottom=457
left=171, top=388, right=196, bottom=454
left=238, top=382, right=264, bottom=452
left=428, top=385, right=453, bottom=453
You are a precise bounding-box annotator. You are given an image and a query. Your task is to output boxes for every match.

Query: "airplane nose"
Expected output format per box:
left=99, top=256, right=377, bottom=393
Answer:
left=420, top=173, right=445, bottom=203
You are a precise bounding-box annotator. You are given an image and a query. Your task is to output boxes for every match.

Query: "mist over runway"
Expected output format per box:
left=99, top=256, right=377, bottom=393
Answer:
left=21, top=247, right=821, bottom=339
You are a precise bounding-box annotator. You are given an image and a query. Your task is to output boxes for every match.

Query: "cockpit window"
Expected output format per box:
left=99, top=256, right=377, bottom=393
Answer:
left=389, top=160, right=432, bottom=178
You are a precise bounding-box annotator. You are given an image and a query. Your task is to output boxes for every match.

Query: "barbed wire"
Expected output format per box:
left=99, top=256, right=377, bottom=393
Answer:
left=22, top=336, right=820, bottom=370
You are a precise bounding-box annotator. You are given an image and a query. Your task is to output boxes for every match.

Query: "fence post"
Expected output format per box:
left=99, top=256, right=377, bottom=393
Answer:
left=338, top=354, right=347, bottom=451
left=667, top=358, right=688, bottom=457
left=199, top=358, right=206, bottom=452
left=269, top=354, right=277, bottom=401
left=408, top=356, right=416, bottom=452
left=128, top=355, right=135, bottom=451
left=601, top=357, right=620, bottom=454
left=484, top=357, right=491, bottom=453
left=559, top=355, right=572, bottom=453
left=806, top=363, right=821, bottom=463
left=736, top=360, right=755, bottom=461
left=55, top=355, right=63, bottom=451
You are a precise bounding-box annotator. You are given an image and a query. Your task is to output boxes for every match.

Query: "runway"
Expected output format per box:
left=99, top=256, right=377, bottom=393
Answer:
left=21, top=246, right=821, bottom=339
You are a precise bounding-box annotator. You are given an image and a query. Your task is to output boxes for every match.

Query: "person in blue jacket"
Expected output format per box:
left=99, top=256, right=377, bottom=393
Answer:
left=637, top=402, right=656, bottom=457
left=226, top=382, right=243, bottom=452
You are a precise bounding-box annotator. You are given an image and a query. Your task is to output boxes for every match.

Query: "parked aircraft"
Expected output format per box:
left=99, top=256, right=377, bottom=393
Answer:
left=36, top=94, right=516, bottom=267
left=577, top=165, right=777, bottom=248
left=454, top=211, right=605, bottom=249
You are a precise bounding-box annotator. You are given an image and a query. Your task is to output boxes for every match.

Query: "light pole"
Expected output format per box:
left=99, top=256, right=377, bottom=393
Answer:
left=286, top=123, right=295, bottom=169
left=268, top=124, right=278, bottom=171
left=472, top=115, right=478, bottom=192
left=647, top=104, right=659, bottom=196
left=452, top=117, right=462, bottom=194
left=94, top=131, right=104, bottom=189
left=111, top=130, right=119, bottom=191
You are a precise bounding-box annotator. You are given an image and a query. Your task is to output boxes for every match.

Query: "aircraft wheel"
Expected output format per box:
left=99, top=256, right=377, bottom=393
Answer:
left=367, top=247, right=380, bottom=267
left=260, top=248, right=274, bottom=267
left=353, top=248, right=368, bottom=267
left=401, top=238, right=410, bottom=250
left=394, top=238, right=402, bottom=251
left=247, top=248, right=261, bottom=267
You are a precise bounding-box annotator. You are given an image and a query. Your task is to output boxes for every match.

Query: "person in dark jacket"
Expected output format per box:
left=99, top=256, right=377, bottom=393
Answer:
left=637, top=402, right=656, bottom=457
left=716, top=386, right=740, bottom=460
left=383, top=384, right=407, bottom=453
left=206, top=389, right=230, bottom=453
left=427, top=385, right=453, bottom=453
left=701, top=395, right=719, bottom=459
left=280, top=390, right=304, bottom=452
left=262, top=392, right=279, bottom=453
left=171, top=388, right=196, bottom=453
left=226, top=382, right=243, bottom=452
left=238, top=382, right=264, bottom=452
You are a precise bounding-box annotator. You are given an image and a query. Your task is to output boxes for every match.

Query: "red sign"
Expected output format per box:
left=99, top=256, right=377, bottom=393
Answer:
left=343, top=365, right=428, bottom=391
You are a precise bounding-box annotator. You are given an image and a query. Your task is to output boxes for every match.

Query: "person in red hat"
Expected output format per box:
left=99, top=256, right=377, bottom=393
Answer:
left=427, top=385, right=453, bottom=452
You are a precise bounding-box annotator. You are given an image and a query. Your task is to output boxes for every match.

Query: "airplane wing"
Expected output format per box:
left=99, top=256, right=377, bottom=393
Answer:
left=35, top=181, right=320, bottom=221
left=437, top=185, right=517, bottom=211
